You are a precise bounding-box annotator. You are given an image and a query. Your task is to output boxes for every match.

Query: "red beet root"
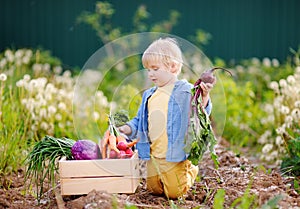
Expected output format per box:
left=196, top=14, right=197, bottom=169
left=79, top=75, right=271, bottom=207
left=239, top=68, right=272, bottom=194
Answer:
left=200, top=67, right=232, bottom=85
left=193, top=67, right=232, bottom=110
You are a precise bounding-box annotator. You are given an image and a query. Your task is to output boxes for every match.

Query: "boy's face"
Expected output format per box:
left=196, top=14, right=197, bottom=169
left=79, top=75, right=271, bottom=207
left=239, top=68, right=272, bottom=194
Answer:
left=146, top=62, right=177, bottom=87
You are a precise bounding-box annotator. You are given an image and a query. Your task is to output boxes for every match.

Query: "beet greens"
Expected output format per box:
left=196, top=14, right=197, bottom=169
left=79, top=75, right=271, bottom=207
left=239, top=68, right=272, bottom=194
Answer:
left=184, top=67, right=232, bottom=167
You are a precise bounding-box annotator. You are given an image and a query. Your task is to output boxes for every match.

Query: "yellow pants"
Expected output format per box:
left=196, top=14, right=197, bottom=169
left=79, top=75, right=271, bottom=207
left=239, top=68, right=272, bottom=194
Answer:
left=146, top=158, right=199, bottom=199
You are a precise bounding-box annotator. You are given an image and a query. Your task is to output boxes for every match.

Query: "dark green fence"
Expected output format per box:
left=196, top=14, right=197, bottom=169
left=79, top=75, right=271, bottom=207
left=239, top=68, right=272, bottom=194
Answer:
left=1, top=0, right=300, bottom=68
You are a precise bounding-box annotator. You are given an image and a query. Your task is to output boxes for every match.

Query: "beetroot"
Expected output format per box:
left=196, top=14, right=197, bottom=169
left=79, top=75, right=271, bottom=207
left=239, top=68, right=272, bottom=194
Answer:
left=199, top=67, right=232, bottom=85
left=193, top=67, right=232, bottom=108
left=71, top=139, right=101, bottom=160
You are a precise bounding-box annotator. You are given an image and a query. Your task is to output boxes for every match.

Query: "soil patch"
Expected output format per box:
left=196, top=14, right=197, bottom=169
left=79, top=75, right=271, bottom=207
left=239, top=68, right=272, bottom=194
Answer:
left=1, top=144, right=299, bottom=209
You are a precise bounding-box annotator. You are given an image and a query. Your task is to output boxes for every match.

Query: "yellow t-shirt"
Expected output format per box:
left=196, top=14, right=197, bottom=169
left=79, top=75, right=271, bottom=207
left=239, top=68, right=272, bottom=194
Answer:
left=148, top=84, right=174, bottom=158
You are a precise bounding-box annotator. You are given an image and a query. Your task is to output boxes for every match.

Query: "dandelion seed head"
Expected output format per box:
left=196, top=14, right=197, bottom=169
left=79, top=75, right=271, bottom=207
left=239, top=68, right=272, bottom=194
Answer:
left=271, top=58, right=280, bottom=67
left=39, top=108, right=47, bottom=119
left=284, top=115, right=293, bottom=124
left=43, top=63, right=50, bottom=72
left=93, top=111, right=100, bottom=121
left=33, top=63, right=42, bottom=73
left=25, top=49, right=33, bottom=58
left=280, top=106, right=290, bottom=115
left=0, top=73, right=7, bottom=81
left=291, top=108, right=300, bottom=120
left=45, top=83, right=56, bottom=93
left=63, top=70, right=71, bottom=78
left=0, top=58, right=7, bottom=68
left=15, top=49, right=24, bottom=58
left=31, top=124, right=37, bottom=131
left=22, top=56, right=30, bottom=64
left=54, top=66, right=62, bottom=74
left=55, top=113, right=62, bottom=121
left=287, top=75, right=295, bottom=84
left=58, top=102, right=67, bottom=111
left=263, top=58, right=271, bottom=67
left=40, top=121, right=49, bottom=130
left=275, top=136, right=284, bottom=146
left=23, top=74, right=31, bottom=81
left=48, top=105, right=57, bottom=115
left=270, top=81, right=279, bottom=90
left=5, top=49, right=14, bottom=62
left=251, top=57, right=260, bottom=65
left=279, top=79, right=287, bottom=88
left=276, top=126, right=285, bottom=135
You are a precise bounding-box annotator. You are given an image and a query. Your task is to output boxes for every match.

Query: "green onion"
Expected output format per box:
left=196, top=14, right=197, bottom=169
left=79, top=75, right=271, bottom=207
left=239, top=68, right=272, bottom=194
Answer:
left=24, top=135, right=75, bottom=201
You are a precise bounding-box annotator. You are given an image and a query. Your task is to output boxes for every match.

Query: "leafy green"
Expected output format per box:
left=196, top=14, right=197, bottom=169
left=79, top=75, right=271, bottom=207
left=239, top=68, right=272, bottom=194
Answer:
left=281, top=137, right=300, bottom=176
left=213, top=189, right=225, bottom=209
left=113, top=109, right=130, bottom=127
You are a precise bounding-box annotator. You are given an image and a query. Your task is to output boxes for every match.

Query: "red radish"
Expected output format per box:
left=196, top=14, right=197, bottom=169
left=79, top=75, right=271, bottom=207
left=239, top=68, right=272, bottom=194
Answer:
left=125, top=148, right=133, bottom=158
left=109, top=149, right=118, bottom=159
left=118, top=150, right=126, bottom=159
left=117, top=141, right=127, bottom=151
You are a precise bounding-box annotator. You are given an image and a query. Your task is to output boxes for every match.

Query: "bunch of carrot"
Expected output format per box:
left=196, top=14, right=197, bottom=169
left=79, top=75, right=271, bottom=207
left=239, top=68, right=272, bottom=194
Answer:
left=101, top=114, right=137, bottom=159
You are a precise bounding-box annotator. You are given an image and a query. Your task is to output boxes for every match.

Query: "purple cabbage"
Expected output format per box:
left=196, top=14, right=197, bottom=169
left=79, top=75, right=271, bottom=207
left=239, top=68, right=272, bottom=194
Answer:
left=71, top=139, right=101, bottom=160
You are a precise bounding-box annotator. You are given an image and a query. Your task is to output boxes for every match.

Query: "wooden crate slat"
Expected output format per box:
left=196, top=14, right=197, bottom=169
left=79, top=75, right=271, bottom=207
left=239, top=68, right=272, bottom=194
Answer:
left=60, top=176, right=139, bottom=195
left=59, top=152, right=138, bottom=178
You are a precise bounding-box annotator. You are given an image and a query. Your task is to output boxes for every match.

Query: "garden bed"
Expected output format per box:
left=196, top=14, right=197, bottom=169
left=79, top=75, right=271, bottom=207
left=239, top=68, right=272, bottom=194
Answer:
left=1, top=142, right=299, bottom=209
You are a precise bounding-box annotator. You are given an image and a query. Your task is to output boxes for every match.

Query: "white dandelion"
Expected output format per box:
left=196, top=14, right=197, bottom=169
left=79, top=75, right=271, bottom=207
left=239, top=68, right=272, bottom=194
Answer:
left=0, top=73, right=7, bottom=81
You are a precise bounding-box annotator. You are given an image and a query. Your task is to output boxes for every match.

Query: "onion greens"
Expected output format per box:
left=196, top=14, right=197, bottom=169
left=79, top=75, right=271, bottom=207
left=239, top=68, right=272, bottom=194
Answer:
left=24, top=135, right=75, bottom=201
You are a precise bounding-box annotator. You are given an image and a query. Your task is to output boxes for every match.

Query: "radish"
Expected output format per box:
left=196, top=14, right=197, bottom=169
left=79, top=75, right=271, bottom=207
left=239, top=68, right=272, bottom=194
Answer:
left=125, top=148, right=133, bottom=158
left=118, top=150, right=126, bottom=159
left=109, top=149, right=118, bottom=159
left=117, top=141, right=127, bottom=151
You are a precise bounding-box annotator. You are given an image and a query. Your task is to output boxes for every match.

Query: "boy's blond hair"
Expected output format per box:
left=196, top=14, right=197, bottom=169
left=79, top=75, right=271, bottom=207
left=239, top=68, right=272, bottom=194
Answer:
left=142, top=37, right=183, bottom=75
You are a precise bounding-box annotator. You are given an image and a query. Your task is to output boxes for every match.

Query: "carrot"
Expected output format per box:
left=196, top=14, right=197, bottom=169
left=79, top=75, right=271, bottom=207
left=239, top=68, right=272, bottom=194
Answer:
left=116, top=135, right=126, bottom=143
left=101, top=130, right=110, bottom=159
left=108, top=135, right=119, bottom=153
left=126, top=139, right=138, bottom=148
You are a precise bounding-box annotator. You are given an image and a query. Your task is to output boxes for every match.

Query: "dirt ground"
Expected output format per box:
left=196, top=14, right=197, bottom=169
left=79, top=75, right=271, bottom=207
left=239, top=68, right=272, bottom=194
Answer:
left=1, top=142, right=300, bottom=209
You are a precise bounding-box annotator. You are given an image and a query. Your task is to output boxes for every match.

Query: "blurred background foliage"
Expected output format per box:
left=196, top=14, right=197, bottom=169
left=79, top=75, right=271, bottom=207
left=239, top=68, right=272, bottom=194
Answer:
left=0, top=1, right=299, bottom=178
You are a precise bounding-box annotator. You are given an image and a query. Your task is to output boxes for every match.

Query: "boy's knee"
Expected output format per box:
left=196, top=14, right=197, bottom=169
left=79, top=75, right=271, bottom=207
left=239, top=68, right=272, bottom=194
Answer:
left=146, top=177, right=164, bottom=195
left=164, top=184, right=188, bottom=199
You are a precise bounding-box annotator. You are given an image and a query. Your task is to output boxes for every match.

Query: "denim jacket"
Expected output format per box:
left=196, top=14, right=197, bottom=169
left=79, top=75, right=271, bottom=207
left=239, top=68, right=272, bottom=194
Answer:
left=127, top=79, right=212, bottom=162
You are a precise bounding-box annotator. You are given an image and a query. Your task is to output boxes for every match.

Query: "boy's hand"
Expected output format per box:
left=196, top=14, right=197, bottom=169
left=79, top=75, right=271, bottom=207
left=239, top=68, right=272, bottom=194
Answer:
left=118, top=124, right=132, bottom=135
left=200, top=82, right=213, bottom=97
left=200, top=82, right=213, bottom=108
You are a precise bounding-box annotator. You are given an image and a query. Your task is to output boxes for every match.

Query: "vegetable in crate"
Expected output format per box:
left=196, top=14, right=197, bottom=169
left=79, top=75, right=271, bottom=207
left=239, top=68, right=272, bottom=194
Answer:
left=184, top=67, right=232, bottom=167
left=71, top=139, right=101, bottom=160
left=24, top=135, right=101, bottom=201
left=101, top=112, right=138, bottom=159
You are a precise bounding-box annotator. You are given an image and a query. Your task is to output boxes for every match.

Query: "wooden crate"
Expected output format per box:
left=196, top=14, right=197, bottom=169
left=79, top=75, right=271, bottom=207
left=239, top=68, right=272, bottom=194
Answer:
left=59, top=152, right=140, bottom=195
